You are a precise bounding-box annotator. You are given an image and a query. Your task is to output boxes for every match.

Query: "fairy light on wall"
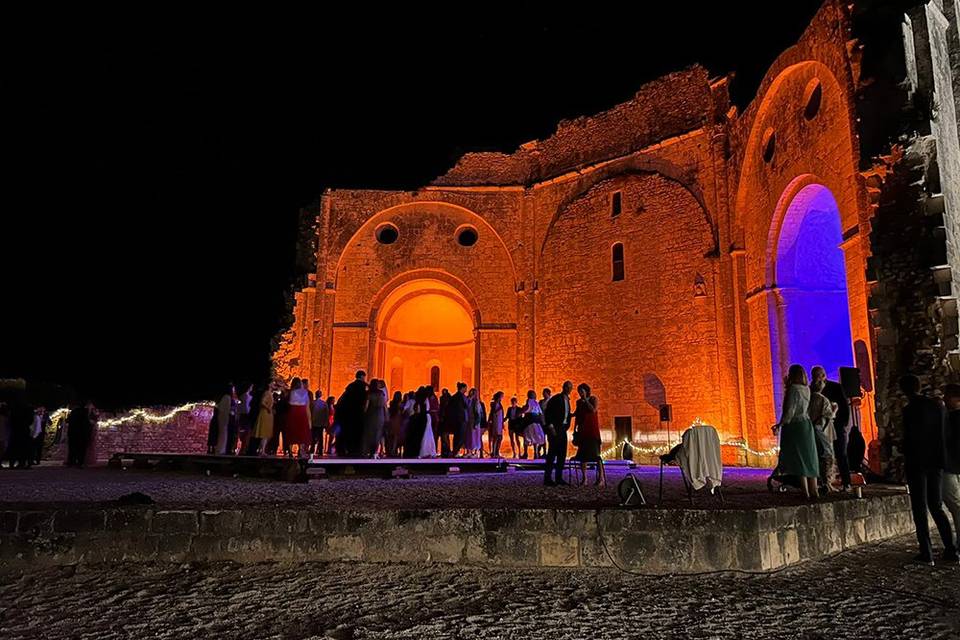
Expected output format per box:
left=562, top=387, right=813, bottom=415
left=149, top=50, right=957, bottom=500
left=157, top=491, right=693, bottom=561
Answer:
left=48, top=402, right=213, bottom=431
left=599, top=418, right=780, bottom=460
left=44, top=407, right=781, bottom=459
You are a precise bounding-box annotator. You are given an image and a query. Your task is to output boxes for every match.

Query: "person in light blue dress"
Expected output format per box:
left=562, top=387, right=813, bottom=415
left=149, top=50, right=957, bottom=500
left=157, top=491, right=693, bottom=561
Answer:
left=774, top=364, right=820, bottom=499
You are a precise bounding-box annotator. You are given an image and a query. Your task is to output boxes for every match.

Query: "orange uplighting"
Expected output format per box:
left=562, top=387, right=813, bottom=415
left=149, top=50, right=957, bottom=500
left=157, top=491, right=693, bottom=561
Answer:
left=376, top=279, right=476, bottom=393
left=274, top=3, right=885, bottom=467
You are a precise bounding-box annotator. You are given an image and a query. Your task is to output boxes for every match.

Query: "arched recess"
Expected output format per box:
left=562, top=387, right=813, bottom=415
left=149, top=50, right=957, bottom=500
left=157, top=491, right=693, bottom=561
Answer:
left=733, top=57, right=873, bottom=448
left=326, top=200, right=520, bottom=400
left=766, top=179, right=855, bottom=408
left=734, top=60, right=860, bottom=256
left=368, top=269, right=483, bottom=329
left=540, top=167, right=719, bottom=258
left=371, top=276, right=479, bottom=394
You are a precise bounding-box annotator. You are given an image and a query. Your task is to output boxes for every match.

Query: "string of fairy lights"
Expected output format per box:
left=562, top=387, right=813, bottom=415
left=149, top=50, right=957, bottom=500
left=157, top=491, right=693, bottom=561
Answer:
left=599, top=417, right=780, bottom=459
left=600, top=438, right=780, bottom=460
left=45, top=404, right=781, bottom=458
left=47, top=402, right=213, bottom=431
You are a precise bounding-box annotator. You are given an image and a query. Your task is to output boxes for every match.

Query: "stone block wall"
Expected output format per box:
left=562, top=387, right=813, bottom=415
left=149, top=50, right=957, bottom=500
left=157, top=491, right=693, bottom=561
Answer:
left=0, top=493, right=913, bottom=572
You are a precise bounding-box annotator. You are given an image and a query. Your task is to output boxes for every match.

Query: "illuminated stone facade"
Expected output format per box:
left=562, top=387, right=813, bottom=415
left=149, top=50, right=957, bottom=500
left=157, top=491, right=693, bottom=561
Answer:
left=275, top=1, right=960, bottom=472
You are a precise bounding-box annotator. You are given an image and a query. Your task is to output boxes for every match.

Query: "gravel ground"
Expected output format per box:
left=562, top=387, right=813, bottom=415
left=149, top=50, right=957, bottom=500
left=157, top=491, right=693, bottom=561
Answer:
left=0, top=464, right=902, bottom=511
left=1, top=534, right=957, bottom=639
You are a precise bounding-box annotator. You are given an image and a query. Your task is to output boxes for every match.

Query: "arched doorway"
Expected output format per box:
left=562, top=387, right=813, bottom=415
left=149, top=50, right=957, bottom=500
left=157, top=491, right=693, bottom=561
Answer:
left=374, top=278, right=477, bottom=394
left=768, top=183, right=854, bottom=408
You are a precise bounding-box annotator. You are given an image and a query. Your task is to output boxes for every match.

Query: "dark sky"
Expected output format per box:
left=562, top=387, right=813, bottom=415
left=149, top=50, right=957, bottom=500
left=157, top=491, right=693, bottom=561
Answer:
left=3, top=3, right=823, bottom=408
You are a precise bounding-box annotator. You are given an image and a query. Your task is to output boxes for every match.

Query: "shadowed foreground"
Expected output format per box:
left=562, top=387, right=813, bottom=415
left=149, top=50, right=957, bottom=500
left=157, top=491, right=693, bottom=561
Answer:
left=1, top=534, right=957, bottom=639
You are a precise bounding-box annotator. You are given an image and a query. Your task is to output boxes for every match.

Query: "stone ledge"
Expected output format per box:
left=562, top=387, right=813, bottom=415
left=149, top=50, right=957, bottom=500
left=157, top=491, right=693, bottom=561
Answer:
left=0, top=494, right=914, bottom=573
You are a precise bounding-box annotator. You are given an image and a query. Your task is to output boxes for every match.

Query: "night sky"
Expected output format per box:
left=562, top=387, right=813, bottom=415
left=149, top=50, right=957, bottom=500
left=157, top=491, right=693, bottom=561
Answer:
left=3, top=3, right=823, bottom=408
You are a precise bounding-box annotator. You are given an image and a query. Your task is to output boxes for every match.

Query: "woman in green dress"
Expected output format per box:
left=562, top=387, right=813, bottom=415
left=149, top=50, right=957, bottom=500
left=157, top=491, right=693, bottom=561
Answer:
left=774, top=364, right=820, bottom=499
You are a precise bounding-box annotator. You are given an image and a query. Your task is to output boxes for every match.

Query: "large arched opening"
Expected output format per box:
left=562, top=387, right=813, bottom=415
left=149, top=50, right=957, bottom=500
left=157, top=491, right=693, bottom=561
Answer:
left=768, top=182, right=854, bottom=409
left=373, top=278, right=477, bottom=394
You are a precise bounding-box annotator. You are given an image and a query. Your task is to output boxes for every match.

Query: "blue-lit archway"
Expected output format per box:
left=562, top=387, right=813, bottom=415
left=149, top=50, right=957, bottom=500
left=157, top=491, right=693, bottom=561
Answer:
left=769, top=183, right=854, bottom=408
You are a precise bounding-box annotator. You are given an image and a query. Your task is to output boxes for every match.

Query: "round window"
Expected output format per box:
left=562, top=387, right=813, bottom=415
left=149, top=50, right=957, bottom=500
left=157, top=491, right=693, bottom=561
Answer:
left=456, top=226, right=478, bottom=247
left=375, top=223, right=399, bottom=245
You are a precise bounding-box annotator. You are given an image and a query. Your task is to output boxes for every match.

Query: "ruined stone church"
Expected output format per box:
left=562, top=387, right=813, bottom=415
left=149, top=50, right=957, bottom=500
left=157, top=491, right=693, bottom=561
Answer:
left=275, top=1, right=960, bottom=472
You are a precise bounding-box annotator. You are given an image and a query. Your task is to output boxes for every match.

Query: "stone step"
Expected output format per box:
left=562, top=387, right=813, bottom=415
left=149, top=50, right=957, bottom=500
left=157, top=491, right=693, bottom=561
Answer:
left=925, top=192, right=945, bottom=216
left=931, top=264, right=953, bottom=296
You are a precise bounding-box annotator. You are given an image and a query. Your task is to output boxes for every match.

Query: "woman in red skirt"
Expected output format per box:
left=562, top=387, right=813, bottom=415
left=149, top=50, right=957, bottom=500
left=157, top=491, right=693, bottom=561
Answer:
left=573, top=383, right=605, bottom=488
left=285, top=377, right=312, bottom=458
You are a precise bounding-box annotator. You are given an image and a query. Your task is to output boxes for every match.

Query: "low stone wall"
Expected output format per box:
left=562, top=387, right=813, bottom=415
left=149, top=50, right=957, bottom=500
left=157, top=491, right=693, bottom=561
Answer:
left=0, top=493, right=913, bottom=572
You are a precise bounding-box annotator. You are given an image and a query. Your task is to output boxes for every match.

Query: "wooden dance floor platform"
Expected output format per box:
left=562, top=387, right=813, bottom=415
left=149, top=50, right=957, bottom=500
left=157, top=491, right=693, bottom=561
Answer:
left=108, top=452, right=636, bottom=482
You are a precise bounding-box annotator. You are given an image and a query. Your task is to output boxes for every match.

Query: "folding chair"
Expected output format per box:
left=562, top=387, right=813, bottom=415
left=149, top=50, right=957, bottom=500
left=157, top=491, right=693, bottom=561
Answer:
left=565, top=455, right=604, bottom=486
left=657, top=426, right=724, bottom=506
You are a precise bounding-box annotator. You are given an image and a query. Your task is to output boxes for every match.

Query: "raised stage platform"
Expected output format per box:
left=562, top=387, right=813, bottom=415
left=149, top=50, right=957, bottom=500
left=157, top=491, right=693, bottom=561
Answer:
left=0, top=463, right=914, bottom=573
left=108, top=452, right=635, bottom=482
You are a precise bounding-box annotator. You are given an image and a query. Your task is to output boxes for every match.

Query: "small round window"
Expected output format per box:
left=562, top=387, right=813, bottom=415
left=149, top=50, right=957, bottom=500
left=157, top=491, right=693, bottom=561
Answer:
left=803, top=78, right=823, bottom=120
left=375, top=223, right=399, bottom=245
left=761, top=127, right=776, bottom=163
left=456, top=225, right=478, bottom=247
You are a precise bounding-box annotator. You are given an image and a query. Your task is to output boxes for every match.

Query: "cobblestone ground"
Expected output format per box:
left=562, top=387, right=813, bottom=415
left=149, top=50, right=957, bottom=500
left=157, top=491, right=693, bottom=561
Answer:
left=0, top=534, right=956, bottom=639
left=0, top=464, right=903, bottom=510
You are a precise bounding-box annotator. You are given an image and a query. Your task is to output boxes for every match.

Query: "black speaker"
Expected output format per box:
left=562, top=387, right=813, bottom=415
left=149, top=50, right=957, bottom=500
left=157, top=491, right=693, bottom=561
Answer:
left=659, top=404, right=672, bottom=422
left=839, top=366, right=863, bottom=398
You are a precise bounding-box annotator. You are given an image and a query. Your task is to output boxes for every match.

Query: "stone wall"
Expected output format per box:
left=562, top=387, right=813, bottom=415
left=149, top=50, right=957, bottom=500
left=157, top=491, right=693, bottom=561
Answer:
left=537, top=172, right=722, bottom=435
left=46, top=405, right=213, bottom=461
left=0, top=493, right=913, bottom=572
left=432, top=67, right=719, bottom=187
left=855, top=1, right=960, bottom=478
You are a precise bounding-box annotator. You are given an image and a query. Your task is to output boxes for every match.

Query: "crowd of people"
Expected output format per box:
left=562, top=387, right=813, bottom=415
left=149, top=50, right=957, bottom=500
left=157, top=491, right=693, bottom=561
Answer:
left=771, top=364, right=854, bottom=500
left=207, top=372, right=608, bottom=486
left=772, top=362, right=959, bottom=565
left=0, top=399, right=98, bottom=469
left=3, top=359, right=959, bottom=562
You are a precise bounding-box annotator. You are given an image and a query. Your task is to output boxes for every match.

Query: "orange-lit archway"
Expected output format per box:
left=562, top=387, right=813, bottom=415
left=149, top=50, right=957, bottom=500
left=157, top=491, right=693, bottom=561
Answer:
left=373, top=278, right=477, bottom=394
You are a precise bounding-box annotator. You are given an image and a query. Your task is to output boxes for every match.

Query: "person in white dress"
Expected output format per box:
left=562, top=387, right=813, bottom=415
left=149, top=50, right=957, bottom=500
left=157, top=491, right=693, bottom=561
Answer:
left=808, top=378, right=838, bottom=492
left=467, top=388, right=486, bottom=458
left=417, top=389, right=437, bottom=458
left=521, top=390, right=546, bottom=459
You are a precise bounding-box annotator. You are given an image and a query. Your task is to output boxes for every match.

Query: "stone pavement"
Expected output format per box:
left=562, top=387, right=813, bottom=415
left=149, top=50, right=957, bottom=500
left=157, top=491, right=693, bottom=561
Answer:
left=1, top=534, right=957, bottom=639
left=0, top=463, right=903, bottom=511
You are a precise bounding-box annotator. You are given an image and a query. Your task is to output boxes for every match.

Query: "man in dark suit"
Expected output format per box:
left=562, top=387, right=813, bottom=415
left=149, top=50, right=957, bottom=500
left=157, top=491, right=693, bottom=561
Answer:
left=812, top=366, right=851, bottom=489
left=66, top=402, right=92, bottom=467
left=335, top=370, right=368, bottom=457
left=542, top=380, right=574, bottom=486
left=899, top=374, right=957, bottom=565
left=445, top=382, right=469, bottom=456
left=8, top=400, right=35, bottom=469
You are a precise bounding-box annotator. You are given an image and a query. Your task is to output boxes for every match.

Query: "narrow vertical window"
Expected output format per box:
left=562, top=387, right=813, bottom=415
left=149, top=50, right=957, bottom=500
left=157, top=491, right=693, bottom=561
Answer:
left=611, top=191, right=622, bottom=217
left=612, top=243, right=625, bottom=281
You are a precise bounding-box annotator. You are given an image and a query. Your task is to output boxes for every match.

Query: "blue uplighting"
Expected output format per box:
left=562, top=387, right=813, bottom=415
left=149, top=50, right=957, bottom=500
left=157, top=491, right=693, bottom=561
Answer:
left=770, top=184, right=854, bottom=410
